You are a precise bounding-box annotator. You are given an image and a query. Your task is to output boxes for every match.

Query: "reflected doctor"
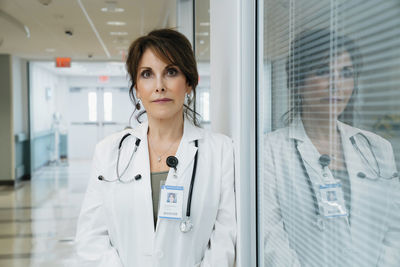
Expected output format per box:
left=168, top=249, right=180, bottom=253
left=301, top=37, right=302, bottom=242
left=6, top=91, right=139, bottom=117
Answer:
left=263, top=29, right=400, bottom=267
left=75, top=29, right=236, bottom=267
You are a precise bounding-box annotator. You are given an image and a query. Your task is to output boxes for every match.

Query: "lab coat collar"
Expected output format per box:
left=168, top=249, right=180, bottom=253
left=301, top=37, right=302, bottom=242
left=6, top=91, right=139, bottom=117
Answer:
left=128, top=118, right=204, bottom=143
left=288, top=116, right=308, bottom=143
left=289, top=116, right=362, bottom=142
left=337, top=120, right=363, bottom=141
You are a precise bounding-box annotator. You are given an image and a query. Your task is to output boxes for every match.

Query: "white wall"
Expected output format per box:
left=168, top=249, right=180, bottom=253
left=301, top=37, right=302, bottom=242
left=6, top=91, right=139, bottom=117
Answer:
left=30, top=63, right=64, bottom=134
left=67, top=76, right=129, bottom=88
left=210, top=0, right=256, bottom=266
left=12, top=56, right=29, bottom=135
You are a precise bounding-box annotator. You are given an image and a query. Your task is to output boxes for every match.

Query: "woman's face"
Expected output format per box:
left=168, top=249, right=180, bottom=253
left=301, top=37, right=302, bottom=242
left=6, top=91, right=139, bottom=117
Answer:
left=135, top=48, right=191, bottom=121
left=301, top=51, right=355, bottom=117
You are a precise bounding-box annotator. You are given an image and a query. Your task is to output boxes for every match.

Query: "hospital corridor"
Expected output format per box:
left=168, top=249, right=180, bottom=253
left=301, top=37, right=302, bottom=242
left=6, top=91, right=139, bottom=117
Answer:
left=1, top=0, right=400, bottom=266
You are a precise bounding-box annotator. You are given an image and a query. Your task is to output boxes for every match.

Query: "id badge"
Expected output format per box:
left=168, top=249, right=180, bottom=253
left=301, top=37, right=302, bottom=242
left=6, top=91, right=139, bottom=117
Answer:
left=319, top=183, right=347, bottom=218
left=158, top=185, right=184, bottom=220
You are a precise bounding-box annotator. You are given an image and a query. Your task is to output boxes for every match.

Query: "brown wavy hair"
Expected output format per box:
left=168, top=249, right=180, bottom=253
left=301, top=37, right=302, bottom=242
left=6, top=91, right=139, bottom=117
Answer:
left=284, top=28, right=363, bottom=125
left=126, top=28, right=200, bottom=126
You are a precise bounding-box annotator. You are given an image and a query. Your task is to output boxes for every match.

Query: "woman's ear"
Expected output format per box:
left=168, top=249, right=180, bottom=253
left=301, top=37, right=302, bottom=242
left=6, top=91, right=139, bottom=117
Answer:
left=186, top=85, right=192, bottom=95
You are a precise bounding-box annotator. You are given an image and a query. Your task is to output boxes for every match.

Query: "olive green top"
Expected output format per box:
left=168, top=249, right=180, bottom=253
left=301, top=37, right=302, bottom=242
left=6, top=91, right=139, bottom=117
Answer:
left=151, top=171, right=169, bottom=228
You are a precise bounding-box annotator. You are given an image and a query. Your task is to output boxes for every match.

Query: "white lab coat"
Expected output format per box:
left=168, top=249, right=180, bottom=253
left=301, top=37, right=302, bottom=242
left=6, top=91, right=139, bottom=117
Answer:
left=263, top=117, right=400, bottom=267
left=75, top=119, right=236, bottom=267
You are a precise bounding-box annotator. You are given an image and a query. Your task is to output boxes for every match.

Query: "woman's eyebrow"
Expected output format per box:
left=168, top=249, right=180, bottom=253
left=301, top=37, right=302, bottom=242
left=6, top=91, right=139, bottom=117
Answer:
left=138, top=66, right=151, bottom=70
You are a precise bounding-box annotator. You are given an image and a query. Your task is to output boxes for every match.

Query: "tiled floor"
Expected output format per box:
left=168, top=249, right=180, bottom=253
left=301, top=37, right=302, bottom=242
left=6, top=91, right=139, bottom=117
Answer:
left=0, top=160, right=90, bottom=267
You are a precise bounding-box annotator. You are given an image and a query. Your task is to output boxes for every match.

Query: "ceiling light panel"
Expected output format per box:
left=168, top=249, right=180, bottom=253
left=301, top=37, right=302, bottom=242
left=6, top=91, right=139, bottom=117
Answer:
left=101, top=7, right=124, bottom=12
left=107, top=21, right=126, bottom=26
left=110, top=32, right=128, bottom=36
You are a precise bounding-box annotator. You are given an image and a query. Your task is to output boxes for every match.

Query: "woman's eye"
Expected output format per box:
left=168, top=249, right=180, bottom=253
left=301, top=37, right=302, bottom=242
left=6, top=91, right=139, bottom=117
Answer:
left=315, top=67, right=329, bottom=77
left=141, top=70, right=151, bottom=78
left=342, top=67, right=354, bottom=78
left=166, top=68, right=178, bottom=76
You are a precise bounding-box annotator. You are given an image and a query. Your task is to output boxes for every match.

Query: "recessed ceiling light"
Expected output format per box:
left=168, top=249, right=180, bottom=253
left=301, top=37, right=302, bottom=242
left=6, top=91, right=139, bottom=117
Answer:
left=110, top=32, right=128, bottom=36
left=45, top=48, right=56, bottom=52
left=101, top=7, right=124, bottom=12
left=107, top=21, right=126, bottom=26
left=101, top=1, right=124, bottom=13
left=113, top=38, right=129, bottom=44
left=199, top=40, right=205, bottom=45
left=199, top=22, right=210, bottom=27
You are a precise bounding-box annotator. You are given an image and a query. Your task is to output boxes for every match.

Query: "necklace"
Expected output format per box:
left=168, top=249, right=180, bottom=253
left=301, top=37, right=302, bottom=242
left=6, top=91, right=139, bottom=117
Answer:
left=148, top=136, right=178, bottom=163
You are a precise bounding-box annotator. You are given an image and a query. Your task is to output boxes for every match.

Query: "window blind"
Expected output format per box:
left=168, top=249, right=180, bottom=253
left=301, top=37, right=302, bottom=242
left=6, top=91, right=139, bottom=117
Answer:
left=258, top=0, right=400, bottom=266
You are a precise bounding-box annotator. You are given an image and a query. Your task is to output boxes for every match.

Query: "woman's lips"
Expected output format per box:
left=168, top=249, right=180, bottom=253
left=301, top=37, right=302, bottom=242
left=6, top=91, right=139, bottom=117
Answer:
left=153, top=98, right=172, bottom=103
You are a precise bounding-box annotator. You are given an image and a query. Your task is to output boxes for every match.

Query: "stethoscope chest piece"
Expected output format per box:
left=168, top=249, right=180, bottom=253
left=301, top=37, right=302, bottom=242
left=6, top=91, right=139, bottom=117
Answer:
left=180, top=217, right=193, bottom=233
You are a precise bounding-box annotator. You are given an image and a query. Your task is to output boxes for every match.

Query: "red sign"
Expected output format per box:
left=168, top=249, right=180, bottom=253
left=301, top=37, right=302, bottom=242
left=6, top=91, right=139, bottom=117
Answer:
left=99, top=75, right=110, bottom=83
left=55, top=57, right=71, bottom=68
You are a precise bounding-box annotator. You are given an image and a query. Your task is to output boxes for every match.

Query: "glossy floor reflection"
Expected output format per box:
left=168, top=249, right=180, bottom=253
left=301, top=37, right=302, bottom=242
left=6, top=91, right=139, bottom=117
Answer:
left=0, top=160, right=90, bottom=267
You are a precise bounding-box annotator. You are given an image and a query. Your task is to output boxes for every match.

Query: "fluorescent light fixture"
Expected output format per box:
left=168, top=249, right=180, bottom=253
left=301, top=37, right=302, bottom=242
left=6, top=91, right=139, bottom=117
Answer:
left=199, top=22, right=210, bottom=26
left=110, top=32, right=128, bottom=36
left=196, top=32, right=209, bottom=37
left=101, top=7, right=124, bottom=12
left=107, top=21, right=126, bottom=26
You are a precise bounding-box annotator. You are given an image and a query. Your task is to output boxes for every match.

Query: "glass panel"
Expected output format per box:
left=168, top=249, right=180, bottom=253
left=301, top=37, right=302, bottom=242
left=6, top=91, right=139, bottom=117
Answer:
left=258, top=0, right=400, bottom=266
left=194, top=0, right=211, bottom=127
left=103, top=91, right=113, bottom=122
left=88, top=91, right=97, bottom=122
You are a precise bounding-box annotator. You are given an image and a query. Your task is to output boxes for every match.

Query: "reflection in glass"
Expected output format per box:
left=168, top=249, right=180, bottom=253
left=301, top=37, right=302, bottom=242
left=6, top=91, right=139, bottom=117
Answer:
left=261, top=26, right=400, bottom=267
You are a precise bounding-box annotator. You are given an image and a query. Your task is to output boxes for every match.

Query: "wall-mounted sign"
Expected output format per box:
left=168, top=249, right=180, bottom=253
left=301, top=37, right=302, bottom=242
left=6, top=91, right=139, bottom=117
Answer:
left=99, top=75, right=110, bottom=83
left=55, top=57, right=71, bottom=68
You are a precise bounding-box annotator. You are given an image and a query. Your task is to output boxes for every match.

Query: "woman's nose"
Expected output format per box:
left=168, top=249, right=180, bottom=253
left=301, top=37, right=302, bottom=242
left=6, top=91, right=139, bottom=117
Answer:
left=155, top=77, right=166, bottom=92
left=329, top=70, right=341, bottom=92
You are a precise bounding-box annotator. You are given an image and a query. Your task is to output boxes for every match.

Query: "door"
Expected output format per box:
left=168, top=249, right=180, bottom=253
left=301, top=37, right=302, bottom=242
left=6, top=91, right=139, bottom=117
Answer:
left=68, top=87, right=134, bottom=159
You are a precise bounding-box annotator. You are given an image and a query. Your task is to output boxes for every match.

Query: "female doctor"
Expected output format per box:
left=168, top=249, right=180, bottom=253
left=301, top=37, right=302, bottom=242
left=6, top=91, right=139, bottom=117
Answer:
left=263, top=29, right=400, bottom=266
left=75, top=29, right=236, bottom=267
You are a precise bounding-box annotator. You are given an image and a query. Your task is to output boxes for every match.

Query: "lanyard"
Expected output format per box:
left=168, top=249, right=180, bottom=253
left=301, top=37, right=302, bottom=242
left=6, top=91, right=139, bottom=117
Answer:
left=294, top=139, right=320, bottom=217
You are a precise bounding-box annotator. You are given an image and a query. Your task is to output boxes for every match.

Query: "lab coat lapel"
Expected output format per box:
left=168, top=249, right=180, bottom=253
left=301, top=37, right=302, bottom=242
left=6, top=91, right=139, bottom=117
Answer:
left=165, top=119, right=202, bottom=186
left=127, top=121, right=155, bottom=248
left=290, top=117, right=325, bottom=185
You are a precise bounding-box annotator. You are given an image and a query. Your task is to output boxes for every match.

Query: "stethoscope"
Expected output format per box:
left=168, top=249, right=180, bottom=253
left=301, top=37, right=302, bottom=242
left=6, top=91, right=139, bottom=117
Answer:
left=350, top=133, right=398, bottom=180
left=98, top=133, right=199, bottom=233
left=294, top=133, right=399, bottom=230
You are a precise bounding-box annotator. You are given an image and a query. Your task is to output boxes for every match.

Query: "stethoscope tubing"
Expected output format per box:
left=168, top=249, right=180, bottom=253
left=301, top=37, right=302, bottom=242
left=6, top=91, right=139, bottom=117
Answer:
left=186, top=140, right=199, bottom=217
left=101, top=132, right=199, bottom=227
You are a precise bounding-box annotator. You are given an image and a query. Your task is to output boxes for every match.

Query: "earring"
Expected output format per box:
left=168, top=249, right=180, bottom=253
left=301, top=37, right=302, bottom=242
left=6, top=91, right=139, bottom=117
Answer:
left=136, top=99, right=141, bottom=110
left=186, top=93, right=192, bottom=103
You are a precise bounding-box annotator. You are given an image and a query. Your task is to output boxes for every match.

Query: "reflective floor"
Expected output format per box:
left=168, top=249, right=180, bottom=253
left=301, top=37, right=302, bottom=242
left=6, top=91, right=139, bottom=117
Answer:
left=0, top=160, right=90, bottom=267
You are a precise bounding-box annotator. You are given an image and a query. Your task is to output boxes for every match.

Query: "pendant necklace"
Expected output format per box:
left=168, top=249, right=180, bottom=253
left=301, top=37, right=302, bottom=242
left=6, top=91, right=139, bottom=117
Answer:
left=148, top=136, right=178, bottom=163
